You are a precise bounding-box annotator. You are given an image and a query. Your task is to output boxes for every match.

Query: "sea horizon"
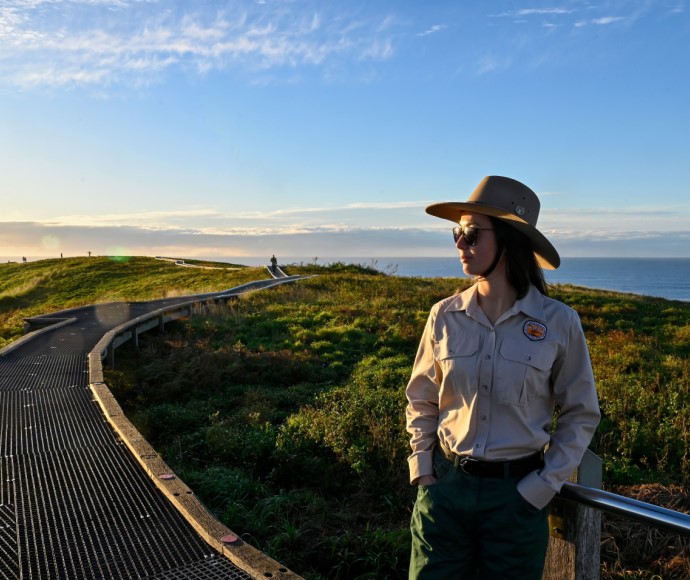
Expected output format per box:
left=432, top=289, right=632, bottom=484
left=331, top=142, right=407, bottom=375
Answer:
left=245, top=256, right=690, bottom=302
left=202, top=255, right=688, bottom=302
left=3, top=255, right=689, bottom=302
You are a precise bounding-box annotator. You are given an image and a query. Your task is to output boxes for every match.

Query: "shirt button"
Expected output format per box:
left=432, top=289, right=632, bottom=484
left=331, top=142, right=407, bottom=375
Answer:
left=525, top=355, right=532, bottom=361
left=475, top=443, right=481, bottom=449
left=485, top=354, right=491, bottom=360
left=482, top=385, right=488, bottom=391
left=481, top=415, right=487, bottom=421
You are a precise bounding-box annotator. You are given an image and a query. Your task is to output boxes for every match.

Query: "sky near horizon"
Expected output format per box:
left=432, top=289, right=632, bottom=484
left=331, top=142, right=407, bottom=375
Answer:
left=1, top=0, right=689, bottom=264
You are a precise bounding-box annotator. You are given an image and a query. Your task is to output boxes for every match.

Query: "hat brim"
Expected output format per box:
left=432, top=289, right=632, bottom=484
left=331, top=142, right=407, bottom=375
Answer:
left=426, top=201, right=561, bottom=270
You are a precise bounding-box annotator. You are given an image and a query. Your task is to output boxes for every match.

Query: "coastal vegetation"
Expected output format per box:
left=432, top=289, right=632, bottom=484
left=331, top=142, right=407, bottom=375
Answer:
left=1, top=257, right=689, bottom=578
left=0, top=256, right=256, bottom=348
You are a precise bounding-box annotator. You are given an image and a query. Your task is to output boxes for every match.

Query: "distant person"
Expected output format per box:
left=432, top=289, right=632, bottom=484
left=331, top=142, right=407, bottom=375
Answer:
left=270, top=254, right=278, bottom=274
left=406, top=176, right=600, bottom=579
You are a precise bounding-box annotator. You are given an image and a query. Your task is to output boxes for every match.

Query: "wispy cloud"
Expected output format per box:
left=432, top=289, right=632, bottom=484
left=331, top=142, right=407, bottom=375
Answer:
left=490, top=5, right=632, bottom=29
left=475, top=54, right=512, bottom=75
left=0, top=0, right=399, bottom=88
left=417, top=24, right=447, bottom=37
left=591, top=16, right=626, bottom=25
left=540, top=205, right=690, bottom=236
left=490, top=8, right=574, bottom=18
left=38, top=201, right=430, bottom=227
left=48, top=208, right=222, bottom=227
left=18, top=198, right=690, bottom=238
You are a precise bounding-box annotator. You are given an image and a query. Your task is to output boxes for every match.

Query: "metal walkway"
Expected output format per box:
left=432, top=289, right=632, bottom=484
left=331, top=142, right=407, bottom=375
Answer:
left=0, top=285, right=297, bottom=579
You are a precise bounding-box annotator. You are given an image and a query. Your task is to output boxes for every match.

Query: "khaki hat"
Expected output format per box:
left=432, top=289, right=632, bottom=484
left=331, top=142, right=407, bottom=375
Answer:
left=426, top=175, right=560, bottom=269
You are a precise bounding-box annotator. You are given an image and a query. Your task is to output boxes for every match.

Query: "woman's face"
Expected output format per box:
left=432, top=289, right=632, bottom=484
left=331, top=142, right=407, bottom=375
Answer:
left=455, top=212, right=500, bottom=277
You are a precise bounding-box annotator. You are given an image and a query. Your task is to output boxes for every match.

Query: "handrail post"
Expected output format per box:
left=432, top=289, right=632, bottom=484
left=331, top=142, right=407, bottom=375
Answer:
left=543, top=450, right=603, bottom=579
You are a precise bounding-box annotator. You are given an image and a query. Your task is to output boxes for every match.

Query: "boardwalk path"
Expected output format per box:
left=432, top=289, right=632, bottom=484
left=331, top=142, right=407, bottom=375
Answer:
left=0, top=277, right=304, bottom=579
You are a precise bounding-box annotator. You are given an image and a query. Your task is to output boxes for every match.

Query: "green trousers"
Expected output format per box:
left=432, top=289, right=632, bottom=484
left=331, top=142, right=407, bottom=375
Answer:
left=410, top=451, right=549, bottom=579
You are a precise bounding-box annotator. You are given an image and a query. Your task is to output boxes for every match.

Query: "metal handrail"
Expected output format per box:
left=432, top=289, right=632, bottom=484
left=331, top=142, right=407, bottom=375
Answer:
left=559, top=481, right=690, bottom=537
left=88, top=275, right=313, bottom=378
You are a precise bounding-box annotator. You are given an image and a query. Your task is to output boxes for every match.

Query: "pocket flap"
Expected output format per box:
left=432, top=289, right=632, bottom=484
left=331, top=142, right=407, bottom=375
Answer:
left=500, top=338, right=556, bottom=371
left=434, top=333, right=480, bottom=360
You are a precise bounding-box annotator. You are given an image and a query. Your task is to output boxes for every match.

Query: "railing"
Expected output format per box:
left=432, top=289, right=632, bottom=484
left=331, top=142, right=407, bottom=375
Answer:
left=16, top=276, right=311, bottom=579
left=266, top=264, right=288, bottom=279
left=543, top=450, right=690, bottom=579
left=90, top=277, right=307, bottom=375
left=86, top=277, right=309, bottom=579
left=560, top=481, right=690, bottom=537
left=20, top=279, right=690, bottom=580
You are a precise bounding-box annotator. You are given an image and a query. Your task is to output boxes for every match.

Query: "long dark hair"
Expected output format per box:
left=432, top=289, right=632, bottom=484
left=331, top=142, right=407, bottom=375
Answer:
left=490, top=217, right=548, bottom=297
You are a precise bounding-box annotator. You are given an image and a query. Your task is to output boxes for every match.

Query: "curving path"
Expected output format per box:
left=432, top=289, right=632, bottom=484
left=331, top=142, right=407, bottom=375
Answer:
left=0, top=278, right=303, bottom=579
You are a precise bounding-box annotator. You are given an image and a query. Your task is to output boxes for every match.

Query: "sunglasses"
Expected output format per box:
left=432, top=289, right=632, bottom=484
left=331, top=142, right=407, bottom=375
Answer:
left=452, top=225, right=494, bottom=246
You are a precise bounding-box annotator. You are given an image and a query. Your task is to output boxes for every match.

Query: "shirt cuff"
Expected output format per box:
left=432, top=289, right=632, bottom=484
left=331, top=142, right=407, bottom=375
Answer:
left=408, top=451, right=433, bottom=485
left=516, top=470, right=557, bottom=510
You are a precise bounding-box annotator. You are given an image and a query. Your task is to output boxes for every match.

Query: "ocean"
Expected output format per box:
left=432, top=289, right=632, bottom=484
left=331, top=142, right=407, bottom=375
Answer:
left=252, top=257, right=689, bottom=302
left=392, top=257, right=690, bottom=302
left=5, top=255, right=688, bottom=302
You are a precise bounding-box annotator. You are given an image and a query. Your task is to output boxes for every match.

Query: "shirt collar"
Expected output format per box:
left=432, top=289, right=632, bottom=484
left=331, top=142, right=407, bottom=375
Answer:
left=447, top=284, right=480, bottom=317
left=447, top=283, right=546, bottom=323
left=515, top=285, right=546, bottom=322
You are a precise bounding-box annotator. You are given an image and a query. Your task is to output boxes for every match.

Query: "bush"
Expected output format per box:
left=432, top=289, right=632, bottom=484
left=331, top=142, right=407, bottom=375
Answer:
left=280, top=391, right=405, bottom=478
left=107, top=269, right=690, bottom=578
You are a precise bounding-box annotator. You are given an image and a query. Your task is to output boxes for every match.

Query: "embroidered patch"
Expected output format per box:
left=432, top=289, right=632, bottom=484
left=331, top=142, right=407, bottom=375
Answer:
left=523, top=320, right=547, bottom=341
left=515, top=205, right=526, bottom=216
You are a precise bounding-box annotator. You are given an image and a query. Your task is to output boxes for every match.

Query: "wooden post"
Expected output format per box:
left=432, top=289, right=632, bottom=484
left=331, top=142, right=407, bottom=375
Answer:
left=543, top=450, right=602, bottom=580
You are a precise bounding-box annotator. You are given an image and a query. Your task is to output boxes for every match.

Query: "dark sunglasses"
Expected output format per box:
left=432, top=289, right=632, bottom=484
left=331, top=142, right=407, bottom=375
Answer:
left=452, top=225, right=494, bottom=246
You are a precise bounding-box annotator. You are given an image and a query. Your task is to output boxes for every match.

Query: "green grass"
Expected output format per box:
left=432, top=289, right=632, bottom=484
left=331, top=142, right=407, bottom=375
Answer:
left=108, top=268, right=690, bottom=579
left=2, top=257, right=689, bottom=578
left=0, top=256, right=260, bottom=347
left=552, top=286, right=690, bottom=485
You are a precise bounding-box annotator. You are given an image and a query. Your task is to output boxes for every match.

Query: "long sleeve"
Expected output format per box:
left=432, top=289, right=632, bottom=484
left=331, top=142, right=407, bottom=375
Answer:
left=517, top=309, right=600, bottom=509
left=406, top=287, right=601, bottom=506
left=406, top=309, right=442, bottom=484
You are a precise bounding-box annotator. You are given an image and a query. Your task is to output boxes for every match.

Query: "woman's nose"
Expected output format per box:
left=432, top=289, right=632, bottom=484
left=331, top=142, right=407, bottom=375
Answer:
left=455, top=235, right=468, bottom=249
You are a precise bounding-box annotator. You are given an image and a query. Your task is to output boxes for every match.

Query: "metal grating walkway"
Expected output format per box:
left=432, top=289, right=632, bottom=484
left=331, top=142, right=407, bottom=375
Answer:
left=0, top=293, right=267, bottom=579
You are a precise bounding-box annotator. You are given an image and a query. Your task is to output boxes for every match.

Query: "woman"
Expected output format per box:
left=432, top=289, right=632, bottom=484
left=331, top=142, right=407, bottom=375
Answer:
left=406, top=176, right=600, bottom=579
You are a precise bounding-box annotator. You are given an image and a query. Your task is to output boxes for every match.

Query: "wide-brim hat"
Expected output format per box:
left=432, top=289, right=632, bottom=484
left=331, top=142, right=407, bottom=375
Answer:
left=426, top=175, right=560, bottom=269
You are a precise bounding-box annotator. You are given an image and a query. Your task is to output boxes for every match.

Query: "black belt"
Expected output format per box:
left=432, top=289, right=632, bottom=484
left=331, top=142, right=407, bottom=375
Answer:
left=438, top=442, right=543, bottom=479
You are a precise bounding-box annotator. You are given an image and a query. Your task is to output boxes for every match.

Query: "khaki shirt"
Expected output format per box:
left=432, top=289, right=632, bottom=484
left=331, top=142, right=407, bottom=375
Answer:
left=406, top=284, right=600, bottom=509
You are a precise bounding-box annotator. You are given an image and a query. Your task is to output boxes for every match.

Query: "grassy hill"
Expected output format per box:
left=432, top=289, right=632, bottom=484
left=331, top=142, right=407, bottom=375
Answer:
left=0, top=256, right=260, bottom=347
left=2, top=257, right=689, bottom=578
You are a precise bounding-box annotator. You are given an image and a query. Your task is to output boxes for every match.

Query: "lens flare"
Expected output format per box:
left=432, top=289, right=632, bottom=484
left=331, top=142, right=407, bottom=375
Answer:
left=106, top=247, right=131, bottom=262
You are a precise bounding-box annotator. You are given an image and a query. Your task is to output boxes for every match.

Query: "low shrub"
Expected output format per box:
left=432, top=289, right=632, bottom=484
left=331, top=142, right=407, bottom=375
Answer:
left=107, top=268, right=689, bottom=578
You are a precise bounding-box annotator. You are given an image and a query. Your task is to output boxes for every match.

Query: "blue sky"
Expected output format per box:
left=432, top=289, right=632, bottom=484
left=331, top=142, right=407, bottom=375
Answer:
left=1, top=0, right=689, bottom=263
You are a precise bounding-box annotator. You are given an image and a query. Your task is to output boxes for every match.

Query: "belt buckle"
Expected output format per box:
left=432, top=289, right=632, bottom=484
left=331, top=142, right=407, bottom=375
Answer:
left=457, top=456, right=480, bottom=475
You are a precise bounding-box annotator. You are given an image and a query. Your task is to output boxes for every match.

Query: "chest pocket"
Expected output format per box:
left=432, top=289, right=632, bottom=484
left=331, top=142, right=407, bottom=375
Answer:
left=434, top=334, right=481, bottom=402
left=496, top=338, right=558, bottom=406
